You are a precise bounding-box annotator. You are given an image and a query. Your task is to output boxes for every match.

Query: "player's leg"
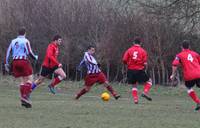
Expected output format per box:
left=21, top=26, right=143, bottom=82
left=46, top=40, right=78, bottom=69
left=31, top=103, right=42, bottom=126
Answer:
left=20, top=75, right=33, bottom=108
left=32, top=75, right=46, bottom=90
left=48, top=67, right=66, bottom=94
left=75, top=85, right=91, bottom=100
left=139, top=71, right=152, bottom=101
left=31, top=66, right=50, bottom=90
left=13, top=60, right=33, bottom=108
left=127, top=70, right=138, bottom=104
left=143, top=79, right=152, bottom=95
left=103, top=82, right=120, bottom=100
left=186, top=80, right=200, bottom=111
left=132, top=83, right=138, bottom=104
left=22, top=62, right=34, bottom=107
left=99, top=72, right=120, bottom=100
left=75, top=74, right=95, bottom=99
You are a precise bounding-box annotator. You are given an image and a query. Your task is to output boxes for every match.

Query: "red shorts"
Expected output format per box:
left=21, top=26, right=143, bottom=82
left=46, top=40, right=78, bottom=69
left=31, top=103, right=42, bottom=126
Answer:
left=85, top=72, right=107, bottom=87
left=12, top=59, right=33, bottom=78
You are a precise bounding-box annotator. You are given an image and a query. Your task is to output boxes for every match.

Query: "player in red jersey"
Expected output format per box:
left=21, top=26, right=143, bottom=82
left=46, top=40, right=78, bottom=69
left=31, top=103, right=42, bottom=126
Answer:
left=32, top=35, right=66, bottom=94
left=5, top=28, right=38, bottom=108
left=75, top=46, right=120, bottom=100
left=170, top=40, right=200, bottom=111
left=123, top=37, right=152, bottom=104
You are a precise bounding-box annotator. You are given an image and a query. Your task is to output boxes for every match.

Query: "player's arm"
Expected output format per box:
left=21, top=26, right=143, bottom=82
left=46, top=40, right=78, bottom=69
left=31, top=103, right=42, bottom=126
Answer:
left=170, top=56, right=180, bottom=80
left=4, top=42, right=12, bottom=72
left=47, top=45, right=60, bottom=67
left=197, top=53, right=200, bottom=64
left=79, top=59, right=85, bottom=67
left=84, top=52, right=97, bottom=65
left=143, top=50, right=148, bottom=69
left=122, top=50, right=129, bottom=65
left=5, top=43, right=12, bottom=65
left=77, top=58, right=85, bottom=71
left=26, top=41, right=38, bottom=60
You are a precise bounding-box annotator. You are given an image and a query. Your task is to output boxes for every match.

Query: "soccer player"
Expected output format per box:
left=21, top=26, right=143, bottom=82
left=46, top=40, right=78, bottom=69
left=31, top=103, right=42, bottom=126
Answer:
left=122, top=37, right=152, bottom=104
left=5, top=27, right=38, bottom=108
left=32, top=35, right=66, bottom=94
left=75, top=46, right=120, bottom=100
left=170, top=40, right=200, bottom=111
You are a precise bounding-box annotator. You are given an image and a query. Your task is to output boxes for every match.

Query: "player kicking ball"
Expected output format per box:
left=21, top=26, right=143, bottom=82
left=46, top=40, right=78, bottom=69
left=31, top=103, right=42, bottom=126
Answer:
left=32, top=35, right=66, bottom=94
left=75, top=46, right=120, bottom=100
left=170, top=40, right=200, bottom=111
left=5, top=28, right=38, bottom=108
left=122, top=37, right=152, bottom=104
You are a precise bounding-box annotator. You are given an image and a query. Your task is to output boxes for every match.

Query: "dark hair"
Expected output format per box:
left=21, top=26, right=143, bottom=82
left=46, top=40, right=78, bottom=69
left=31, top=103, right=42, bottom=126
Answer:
left=18, top=27, right=26, bottom=35
left=128, top=36, right=143, bottom=44
left=182, top=40, right=190, bottom=49
left=87, top=45, right=95, bottom=50
left=53, top=35, right=62, bottom=41
left=134, top=37, right=143, bottom=44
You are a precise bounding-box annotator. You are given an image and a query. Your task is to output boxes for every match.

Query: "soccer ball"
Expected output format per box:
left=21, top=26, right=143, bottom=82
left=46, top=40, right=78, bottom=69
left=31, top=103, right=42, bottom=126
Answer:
left=101, top=92, right=110, bottom=101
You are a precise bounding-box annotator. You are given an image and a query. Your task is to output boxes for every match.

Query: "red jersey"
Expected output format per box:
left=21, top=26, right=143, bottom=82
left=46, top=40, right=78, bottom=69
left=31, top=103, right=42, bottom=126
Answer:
left=123, top=44, right=147, bottom=70
left=42, top=42, right=59, bottom=68
left=172, top=49, right=200, bottom=81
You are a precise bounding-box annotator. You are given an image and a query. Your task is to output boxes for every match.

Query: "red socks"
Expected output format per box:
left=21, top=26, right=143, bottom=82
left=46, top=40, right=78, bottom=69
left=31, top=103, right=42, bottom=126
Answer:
left=51, top=76, right=63, bottom=87
left=188, top=89, right=200, bottom=104
left=143, top=81, right=152, bottom=95
left=106, top=85, right=117, bottom=97
left=132, top=88, right=138, bottom=103
left=76, top=88, right=88, bottom=99
left=20, top=83, right=32, bottom=103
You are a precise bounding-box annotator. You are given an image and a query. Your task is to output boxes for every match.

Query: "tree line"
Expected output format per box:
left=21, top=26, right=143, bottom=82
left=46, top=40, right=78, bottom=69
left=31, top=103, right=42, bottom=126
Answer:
left=0, top=0, right=200, bottom=85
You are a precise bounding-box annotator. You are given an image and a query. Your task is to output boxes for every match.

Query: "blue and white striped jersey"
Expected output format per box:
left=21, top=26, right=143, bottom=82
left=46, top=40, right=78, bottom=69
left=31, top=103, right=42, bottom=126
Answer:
left=81, top=52, right=101, bottom=74
left=5, top=35, right=37, bottom=64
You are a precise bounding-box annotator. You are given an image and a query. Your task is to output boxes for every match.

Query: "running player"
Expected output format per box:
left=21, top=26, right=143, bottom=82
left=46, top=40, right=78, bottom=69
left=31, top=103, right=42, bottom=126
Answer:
left=32, top=35, right=66, bottom=94
left=5, top=27, right=38, bottom=108
left=75, top=45, right=120, bottom=100
left=122, top=37, right=152, bottom=104
left=170, top=40, right=200, bottom=111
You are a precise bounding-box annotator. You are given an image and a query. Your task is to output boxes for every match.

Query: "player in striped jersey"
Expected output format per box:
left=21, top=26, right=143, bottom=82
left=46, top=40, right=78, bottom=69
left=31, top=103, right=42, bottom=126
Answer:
left=75, top=46, right=120, bottom=100
left=5, top=28, right=38, bottom=108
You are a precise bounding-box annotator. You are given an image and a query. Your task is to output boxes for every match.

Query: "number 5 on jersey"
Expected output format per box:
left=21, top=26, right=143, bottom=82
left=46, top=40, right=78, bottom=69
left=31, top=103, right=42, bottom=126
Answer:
left=133, top=51, right=138, bottom=59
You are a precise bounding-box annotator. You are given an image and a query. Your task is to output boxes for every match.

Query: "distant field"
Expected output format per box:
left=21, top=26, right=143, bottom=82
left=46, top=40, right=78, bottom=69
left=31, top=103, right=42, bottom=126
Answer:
left=0, top=76, right=200, bottom=128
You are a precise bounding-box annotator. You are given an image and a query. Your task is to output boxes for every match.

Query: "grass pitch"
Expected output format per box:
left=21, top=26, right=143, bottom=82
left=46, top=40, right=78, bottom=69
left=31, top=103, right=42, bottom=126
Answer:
left=0, top=76, right=200, bottom=128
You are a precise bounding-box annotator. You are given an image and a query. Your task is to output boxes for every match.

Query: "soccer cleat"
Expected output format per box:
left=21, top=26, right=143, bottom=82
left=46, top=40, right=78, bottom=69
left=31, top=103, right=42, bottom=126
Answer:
left=21, top=100, right=32, bottom=108
left=48, top=85, right=56, bottom=94
left=114, top=95, right=121, bottom=100
left=75, top=95, right=80, bottom=100
left=31, top=83, right=37, bottom=90
left=195, top=103, right=200, bottom=111
left=141, top=93, right=152, bottom=101
left=133, top=99, right=138, bottom=104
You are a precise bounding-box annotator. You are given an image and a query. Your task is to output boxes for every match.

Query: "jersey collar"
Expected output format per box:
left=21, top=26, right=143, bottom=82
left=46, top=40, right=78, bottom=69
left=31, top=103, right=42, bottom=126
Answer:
left=18, top=35, right=25, bottom=38
left=133, top=44, right=141, bottom=47
left=182, top=49, right=190, bottom=52
left=52, top=42, right=58, bottom=47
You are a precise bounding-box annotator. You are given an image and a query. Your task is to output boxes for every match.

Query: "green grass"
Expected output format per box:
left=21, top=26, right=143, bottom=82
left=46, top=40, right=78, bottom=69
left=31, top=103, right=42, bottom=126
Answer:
left=0, top=76, right=200, bottom=128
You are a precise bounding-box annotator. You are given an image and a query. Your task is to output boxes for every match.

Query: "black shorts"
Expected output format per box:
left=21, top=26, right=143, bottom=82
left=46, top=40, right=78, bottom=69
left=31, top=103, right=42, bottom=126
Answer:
left=127, top=69, right=150, bottom=84
left=185, top=79, right=200, bottom=89
left=40, top=66, right=58, bottom=77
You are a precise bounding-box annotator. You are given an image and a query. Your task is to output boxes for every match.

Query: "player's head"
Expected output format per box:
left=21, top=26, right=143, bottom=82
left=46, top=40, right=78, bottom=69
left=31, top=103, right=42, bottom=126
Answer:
left=18, top=27, right=26, bottom=36
left=181, top=40, right=190, bottom=49
left=132, top=37, right=143, bottom=45
left=53, top=35, right=62, bottom=45
left=87, top=45, right=95, bottom=55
